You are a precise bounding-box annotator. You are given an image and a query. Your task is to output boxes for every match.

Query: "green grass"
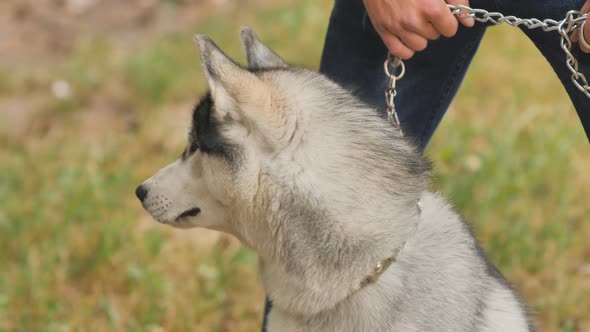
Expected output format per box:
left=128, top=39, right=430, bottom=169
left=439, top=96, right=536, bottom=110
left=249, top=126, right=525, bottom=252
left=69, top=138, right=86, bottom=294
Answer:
left=0, top=137, right=260, bottom=331
left=1, top=1, right=589, bottom=331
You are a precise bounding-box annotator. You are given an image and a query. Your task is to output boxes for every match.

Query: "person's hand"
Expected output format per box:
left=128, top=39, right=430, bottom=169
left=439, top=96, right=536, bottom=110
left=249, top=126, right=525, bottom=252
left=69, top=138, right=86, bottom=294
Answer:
left=571, top=0, right=590, bottom=53
left=363, top=0, right=475, bottom=59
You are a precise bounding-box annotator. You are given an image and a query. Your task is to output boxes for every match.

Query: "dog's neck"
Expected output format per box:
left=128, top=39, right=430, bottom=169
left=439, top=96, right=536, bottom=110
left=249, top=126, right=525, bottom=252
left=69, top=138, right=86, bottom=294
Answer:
left=251, top=192, right=423, bottom=317
left=359, top=200, right=421, bottom=288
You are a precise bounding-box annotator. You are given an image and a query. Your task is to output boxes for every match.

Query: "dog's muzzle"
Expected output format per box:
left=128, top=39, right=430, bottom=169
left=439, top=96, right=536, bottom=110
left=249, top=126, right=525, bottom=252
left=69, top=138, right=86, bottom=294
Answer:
left=175, top=207, right=201, bottom=221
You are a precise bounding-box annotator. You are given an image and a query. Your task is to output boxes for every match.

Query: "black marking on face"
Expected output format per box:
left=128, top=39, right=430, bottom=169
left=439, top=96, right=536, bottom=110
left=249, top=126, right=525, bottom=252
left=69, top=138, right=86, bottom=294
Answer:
left=192, top=92, right=226, bottom=156
left=186, top=92, right=240, bottom=165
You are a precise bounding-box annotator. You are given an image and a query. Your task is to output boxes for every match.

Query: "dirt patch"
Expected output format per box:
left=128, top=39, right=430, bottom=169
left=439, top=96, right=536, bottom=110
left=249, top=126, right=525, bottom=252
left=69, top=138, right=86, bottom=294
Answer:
left=0, top=0, right=290, bottom=142
left=0, top=0, right=226, bottom=70
left=0, top=95, right=46, bottom=139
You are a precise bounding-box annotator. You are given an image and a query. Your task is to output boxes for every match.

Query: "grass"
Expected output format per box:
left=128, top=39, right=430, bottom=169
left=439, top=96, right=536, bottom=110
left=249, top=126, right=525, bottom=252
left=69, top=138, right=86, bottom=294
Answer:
left=0, top=1, right=589, bottom=331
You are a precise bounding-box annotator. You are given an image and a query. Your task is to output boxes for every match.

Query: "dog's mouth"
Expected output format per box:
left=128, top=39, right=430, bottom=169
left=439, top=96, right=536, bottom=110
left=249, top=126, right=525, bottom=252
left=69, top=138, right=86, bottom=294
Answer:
left=175, top=207, right=201, bottom=221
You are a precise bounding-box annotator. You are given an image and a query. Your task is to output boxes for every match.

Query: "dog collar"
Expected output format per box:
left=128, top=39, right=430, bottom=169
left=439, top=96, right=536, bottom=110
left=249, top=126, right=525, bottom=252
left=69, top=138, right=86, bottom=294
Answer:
left=359, top=245, right=404, bottom=288
left=359, top=200, right=421, bottom=288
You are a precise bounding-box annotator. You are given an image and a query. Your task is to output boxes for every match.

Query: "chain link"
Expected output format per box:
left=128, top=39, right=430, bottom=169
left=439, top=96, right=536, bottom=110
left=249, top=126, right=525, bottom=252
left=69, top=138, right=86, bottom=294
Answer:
left=385, top=5, right=590, bottom=133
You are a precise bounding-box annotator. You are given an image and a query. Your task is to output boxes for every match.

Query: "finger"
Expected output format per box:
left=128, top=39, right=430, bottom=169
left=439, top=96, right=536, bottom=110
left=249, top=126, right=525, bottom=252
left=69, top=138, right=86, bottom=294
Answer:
left=574, top=2, right=590, bottom=52
left=378, top=30, right=415, bottom=59
left=422, top=23, right=442, bottom=40
left=573, top=1, right=590, bottom=42
left=582, top=19, right=590, bottom=53
left=397, top=31, right=429, bottom=52
left=584, top=1, right=590, bottom=52
left=427, top=2, right=459, bottom=37
left=399, top=13, right=441, bottom=40
left=447, top=0, right=475, bottom=27
left=410, top=22, right=441, bottom=41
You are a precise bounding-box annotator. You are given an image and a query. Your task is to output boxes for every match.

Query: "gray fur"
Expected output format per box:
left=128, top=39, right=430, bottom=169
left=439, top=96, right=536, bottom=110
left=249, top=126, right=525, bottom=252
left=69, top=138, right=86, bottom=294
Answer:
left=240, top=27, right=288, bottom=70
left=138, top=29, right=534, bottom=332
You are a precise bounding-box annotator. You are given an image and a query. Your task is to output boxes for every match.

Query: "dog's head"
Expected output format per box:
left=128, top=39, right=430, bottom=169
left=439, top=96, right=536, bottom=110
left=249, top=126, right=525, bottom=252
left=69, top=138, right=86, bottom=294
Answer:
left=136, top=28, right=430, bottom=248
left=136, top=28, right=299, bottom=232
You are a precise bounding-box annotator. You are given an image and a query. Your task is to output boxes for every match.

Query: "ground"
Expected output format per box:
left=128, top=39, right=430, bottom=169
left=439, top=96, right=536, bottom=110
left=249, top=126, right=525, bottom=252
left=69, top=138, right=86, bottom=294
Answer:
left=0, top=0, right=589, bottom=331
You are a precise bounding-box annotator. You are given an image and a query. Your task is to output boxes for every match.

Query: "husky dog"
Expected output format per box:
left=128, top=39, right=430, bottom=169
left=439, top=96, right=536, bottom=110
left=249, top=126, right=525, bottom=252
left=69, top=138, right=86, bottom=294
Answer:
left=135, top=28, right=533, bottom=332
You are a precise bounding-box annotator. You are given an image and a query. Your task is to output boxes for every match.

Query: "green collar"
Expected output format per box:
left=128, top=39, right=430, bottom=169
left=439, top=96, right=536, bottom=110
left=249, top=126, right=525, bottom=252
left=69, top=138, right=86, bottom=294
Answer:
left=359, top=245, right=403, bottom=288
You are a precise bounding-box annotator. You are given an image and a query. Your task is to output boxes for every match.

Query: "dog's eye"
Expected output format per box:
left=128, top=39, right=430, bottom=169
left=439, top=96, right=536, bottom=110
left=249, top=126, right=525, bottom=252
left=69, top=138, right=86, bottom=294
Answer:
left=188, top=141, right=199, bottom=155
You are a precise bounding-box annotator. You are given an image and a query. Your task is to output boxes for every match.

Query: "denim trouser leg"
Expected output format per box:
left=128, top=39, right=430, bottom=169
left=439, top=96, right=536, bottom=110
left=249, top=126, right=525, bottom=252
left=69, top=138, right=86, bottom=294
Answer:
left=317, top=0, right=590, bottom=149
left=319, top=0, right=497, bottom=150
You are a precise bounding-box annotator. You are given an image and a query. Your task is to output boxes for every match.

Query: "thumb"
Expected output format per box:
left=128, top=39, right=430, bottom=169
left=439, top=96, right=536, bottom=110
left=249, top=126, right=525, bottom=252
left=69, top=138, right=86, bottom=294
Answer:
left=447, top=0, right=475, bottom=27
left=581, top=15, right=590, bottom=53
left=572, top=0, right=590, bottom=52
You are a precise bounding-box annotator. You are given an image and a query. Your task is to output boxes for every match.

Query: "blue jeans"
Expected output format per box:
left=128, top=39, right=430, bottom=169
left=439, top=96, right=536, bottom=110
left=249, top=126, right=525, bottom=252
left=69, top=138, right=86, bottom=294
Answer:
left=319, top=0, right=590, bottom=150
left=262, top=0, right=589, bottom=330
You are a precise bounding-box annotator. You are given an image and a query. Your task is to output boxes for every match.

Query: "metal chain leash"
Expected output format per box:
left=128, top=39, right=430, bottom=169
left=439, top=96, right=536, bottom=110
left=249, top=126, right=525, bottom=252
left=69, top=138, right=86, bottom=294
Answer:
left=385, top=4, right=590, bottom=132
left=384, top=54, right=406, bottom=134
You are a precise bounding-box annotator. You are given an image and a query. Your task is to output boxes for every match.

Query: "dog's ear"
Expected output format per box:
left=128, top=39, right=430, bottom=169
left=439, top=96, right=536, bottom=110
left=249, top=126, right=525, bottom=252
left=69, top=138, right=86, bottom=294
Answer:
left=194, top=35, right=287, bottom=142
left=194, top=34, right=262, bottom=98
left=240, top=27, right=287, bottom=70
left=194, top=34, right=272, bottom=112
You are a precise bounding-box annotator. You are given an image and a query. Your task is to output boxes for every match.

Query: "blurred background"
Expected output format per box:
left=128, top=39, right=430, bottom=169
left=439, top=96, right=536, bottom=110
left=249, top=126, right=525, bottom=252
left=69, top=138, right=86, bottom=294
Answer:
left=0, top=0, right=589, bottom=331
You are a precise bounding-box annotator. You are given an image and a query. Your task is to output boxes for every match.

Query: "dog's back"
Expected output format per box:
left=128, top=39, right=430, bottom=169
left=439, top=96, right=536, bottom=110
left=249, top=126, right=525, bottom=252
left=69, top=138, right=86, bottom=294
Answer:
left=266, top=192, right=532, bottom=332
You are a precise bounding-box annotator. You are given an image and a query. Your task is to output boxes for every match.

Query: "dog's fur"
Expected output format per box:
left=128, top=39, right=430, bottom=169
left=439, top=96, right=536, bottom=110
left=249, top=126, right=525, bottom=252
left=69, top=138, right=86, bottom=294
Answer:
left=137, top=28, right=534, bottom=332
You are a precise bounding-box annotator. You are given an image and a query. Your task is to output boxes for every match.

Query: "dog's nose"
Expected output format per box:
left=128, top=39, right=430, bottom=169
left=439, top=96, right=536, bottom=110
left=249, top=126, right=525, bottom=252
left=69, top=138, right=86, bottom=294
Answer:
left=135, top=185, right=148, bottom=202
